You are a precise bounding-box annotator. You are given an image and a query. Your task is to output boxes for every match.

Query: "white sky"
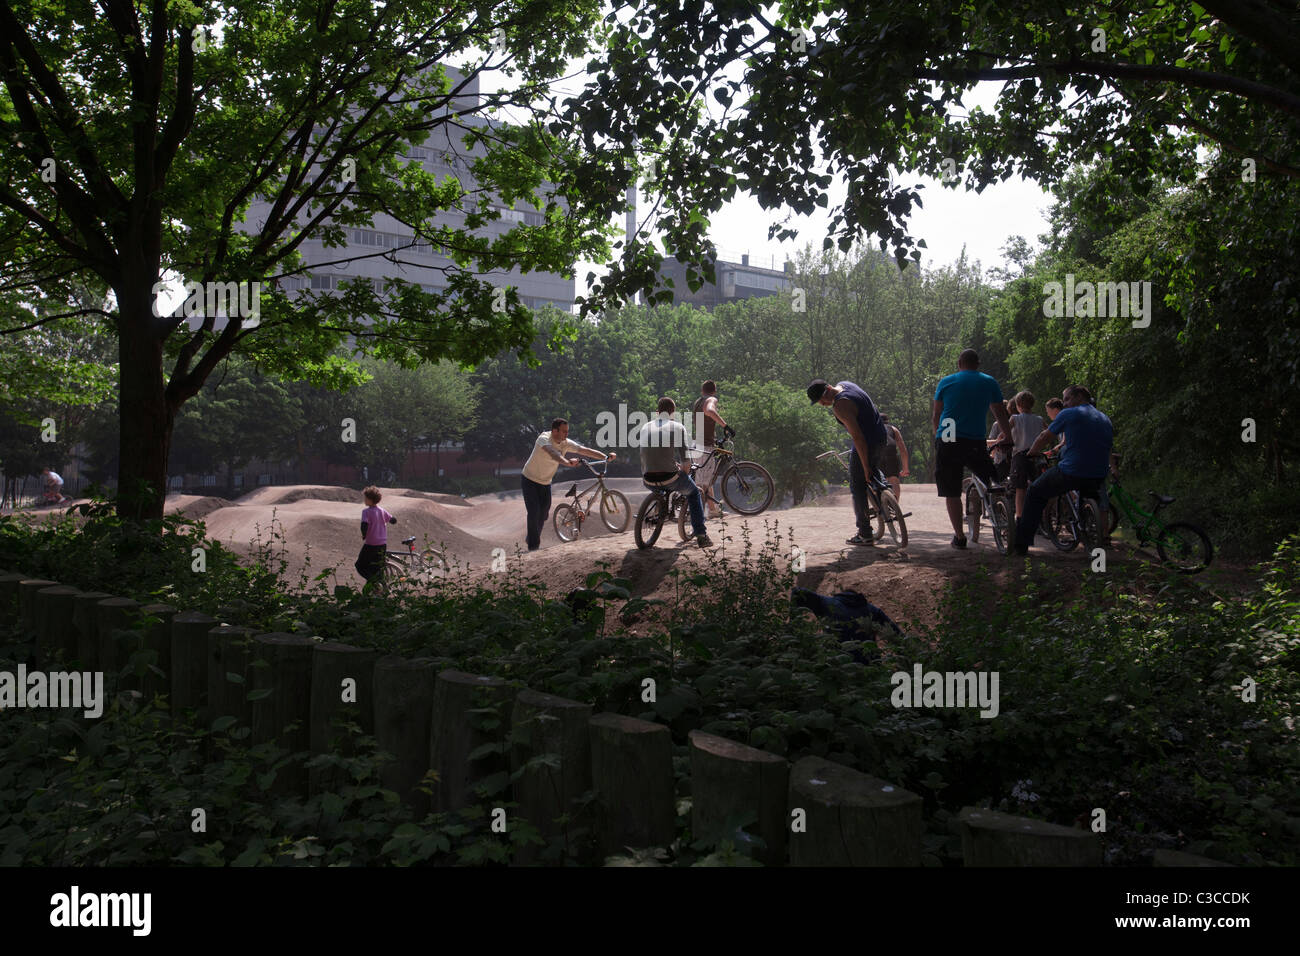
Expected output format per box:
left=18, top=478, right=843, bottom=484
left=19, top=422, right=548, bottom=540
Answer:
left=473, top=22, right=1058, bottom=297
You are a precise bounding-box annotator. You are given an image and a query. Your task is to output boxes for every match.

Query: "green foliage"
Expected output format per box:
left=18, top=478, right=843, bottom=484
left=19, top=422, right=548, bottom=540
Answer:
left=3, top=510, right=1298, bottom=864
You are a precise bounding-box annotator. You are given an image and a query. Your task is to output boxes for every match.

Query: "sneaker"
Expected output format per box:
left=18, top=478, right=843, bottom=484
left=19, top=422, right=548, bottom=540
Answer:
left=846, top=533, right=875, bottom=546
left=696, top=534, right=714, bottom=548
left=951, top=535, right=968, bottom=549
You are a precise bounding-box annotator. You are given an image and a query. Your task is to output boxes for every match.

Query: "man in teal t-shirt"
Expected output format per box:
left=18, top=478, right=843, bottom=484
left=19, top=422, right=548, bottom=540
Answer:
left=931, top=349, right=1014, bottom=549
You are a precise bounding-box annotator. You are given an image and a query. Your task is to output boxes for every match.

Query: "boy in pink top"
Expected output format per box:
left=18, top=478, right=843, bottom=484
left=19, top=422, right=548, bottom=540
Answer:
left=355, top=486, right=396, bottom=585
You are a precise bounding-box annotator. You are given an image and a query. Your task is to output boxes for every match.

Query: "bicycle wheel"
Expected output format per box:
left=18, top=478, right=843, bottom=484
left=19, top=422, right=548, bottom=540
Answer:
left=420, top=548, right=447, bottom=574
left=878, top=489, right=908, bottom=547
left=634, top=494, right=666, bottom=549
left=1051, top=495, right=1079, bottom=551
left=720, top=461, right=774, bottom=515
left=1040, top=495, right=1058, bottom=539
left=600, top=490, right=631, bottom=533
left=379, top=557, right=407, bottom=591
left=964, top=482, right=982, bottom=543
left=991, top=497, right=1012, bottom=555
left=1156, top=522, right=1213, bottom=573
left=678, top=495, right=696, bottom=542
left=553, top=503, right=581, bottom=542
left=1080, top=499, right=1105, bottom=555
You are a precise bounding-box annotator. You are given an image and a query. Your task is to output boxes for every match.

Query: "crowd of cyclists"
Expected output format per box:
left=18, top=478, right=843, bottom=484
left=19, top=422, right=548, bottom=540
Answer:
left=504, top=347, right=1113, bottom=561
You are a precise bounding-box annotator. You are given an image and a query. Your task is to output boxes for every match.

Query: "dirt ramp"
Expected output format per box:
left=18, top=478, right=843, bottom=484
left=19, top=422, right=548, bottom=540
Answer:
left=165, top=494, right=233, bottom=520
left=234, top=484, right=361, bottom=506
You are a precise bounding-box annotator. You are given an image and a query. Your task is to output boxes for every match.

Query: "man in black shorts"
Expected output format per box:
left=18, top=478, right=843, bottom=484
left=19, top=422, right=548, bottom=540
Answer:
left=931, top=349, right=1014, bottom=548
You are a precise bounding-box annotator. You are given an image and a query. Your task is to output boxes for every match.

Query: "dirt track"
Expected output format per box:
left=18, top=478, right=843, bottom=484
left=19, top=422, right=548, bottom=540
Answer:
left=10, top=480, right=1245, bottom=632
left=151, top=481, right=1108, bottom=632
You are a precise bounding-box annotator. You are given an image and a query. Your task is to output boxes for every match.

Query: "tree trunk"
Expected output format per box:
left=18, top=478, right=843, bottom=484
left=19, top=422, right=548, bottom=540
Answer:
left=116, top=297, right=173, bottom=521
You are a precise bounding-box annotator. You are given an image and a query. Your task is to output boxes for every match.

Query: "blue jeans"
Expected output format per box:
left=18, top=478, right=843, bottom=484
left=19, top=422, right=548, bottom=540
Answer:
left=646, top=473, right=707, bottom=537
left=521, top=475, right=551, bottom=550
left=848, top=443, right=887, bottom=537
left=1015, top=466, right=1104, bottom=553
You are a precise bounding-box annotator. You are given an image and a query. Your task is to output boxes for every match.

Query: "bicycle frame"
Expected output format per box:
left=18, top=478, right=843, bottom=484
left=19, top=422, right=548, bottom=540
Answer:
left=1107, top=480, right=1164, bottom=544
left=564, top=460, right=614, bottom=519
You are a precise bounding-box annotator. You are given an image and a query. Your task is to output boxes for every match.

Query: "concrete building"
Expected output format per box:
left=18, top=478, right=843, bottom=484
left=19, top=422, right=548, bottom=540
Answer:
left=240, top=67, right=589, bottom=315
left=652, top=253, right=793, bottom=309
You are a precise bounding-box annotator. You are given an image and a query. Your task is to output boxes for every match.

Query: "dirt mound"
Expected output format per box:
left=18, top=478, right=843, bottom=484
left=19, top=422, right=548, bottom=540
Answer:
left=234, top=484, right=361, bottom=506
left=199, top=497, right=503, bottom=587
left=165, top=494, right=232, bottom=519
left=394, top=489, right=474, bottom=507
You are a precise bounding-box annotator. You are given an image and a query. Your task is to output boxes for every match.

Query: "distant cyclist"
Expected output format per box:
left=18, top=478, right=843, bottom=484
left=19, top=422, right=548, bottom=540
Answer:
left=1014, top=385, right=1115, bottom=555
left=41, top=467, right=65, bottom=504
left=807, top=378, right=888, bottom=546
left=931, top=349, right=1013, bottom=549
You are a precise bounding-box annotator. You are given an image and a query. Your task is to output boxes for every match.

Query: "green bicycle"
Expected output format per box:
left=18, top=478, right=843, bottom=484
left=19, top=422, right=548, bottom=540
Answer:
left=1105, top=463, right=1212, bottom=574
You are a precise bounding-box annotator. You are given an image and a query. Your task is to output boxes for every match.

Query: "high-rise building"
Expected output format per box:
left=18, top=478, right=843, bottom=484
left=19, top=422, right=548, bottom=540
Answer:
left=241, top=66, right=596, bottom=315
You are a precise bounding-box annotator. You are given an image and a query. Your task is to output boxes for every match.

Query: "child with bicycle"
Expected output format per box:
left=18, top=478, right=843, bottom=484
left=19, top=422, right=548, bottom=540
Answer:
left=1008, top=391, right=1045, bottom=520
left=355, top=485, right=397, bottom=587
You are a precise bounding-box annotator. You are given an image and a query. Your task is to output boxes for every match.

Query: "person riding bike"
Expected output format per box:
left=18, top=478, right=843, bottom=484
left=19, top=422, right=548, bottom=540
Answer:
left=637, top=397, right=712, bottom=549
left=808, top=378, right=888, bottom=547
left=41, top=467, right=65, bottom=504
left=1013, top=385, right=1116, bottom=555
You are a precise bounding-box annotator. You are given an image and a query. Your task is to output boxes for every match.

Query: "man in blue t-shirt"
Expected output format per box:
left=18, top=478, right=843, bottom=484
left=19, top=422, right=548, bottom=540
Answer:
left=808, top=378, right=888, bottom=546
left=932, top=350, right=1014, bottom=548
left=1013, top=385, right=1116, bottom=554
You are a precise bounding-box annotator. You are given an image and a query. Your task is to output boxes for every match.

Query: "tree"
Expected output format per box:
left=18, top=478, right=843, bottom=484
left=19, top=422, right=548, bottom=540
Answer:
left=353, top=357, right=478, bottom=479
left=723, top=380, right=841, bottom=506
left=170, top=358, right=305, bottom=495
left=0, top=0, right=635, bottom=518
left=564, top=1, right=1300, bottom=306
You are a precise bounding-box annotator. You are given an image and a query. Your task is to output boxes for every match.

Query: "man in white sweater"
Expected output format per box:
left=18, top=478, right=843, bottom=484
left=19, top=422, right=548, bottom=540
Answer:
left=520, top=418, right=614, bottom=550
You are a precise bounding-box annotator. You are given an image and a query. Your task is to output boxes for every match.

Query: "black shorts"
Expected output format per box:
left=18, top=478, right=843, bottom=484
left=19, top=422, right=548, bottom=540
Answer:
left=935, top=437, right=998, bottom=498
left=881, top=445, right=902, bottom=478
left=1009, top=451, right=1035, bottom=489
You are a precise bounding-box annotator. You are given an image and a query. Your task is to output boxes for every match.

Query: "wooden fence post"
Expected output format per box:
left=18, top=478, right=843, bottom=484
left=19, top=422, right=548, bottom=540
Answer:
left=250, top=633, right=316, bottom=796
left=689, top=731, right=789, bottom=865
left=956, top=807, right=1101, bottom=866
left=71, top=591, right=113, bottom=669
left=511, top=689, right=592, bottom=862
left=372, top=656, right=438, bottom=814
left=428, top=670, right=513, bottom=814
left=588, top=713, right=675, bottom=859
left=33, top=586, right=82, bottom=665
left=169, top=611, right=216, bottom=720
left=788, top=756, right=923, bottom=866
left=309, top=642, right=378, bottom=796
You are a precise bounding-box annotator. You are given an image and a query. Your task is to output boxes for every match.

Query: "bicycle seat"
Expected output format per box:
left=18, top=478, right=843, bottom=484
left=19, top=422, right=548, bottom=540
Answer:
left=1148, top=491, right=1175, bottom=506
left=401, top=536, right=416, bottom=545
left=564, top=484, right=577, bottom=497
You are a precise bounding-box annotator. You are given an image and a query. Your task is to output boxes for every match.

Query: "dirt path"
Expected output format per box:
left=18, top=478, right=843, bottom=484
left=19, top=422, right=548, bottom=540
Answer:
left=24, top=480, right=1240, bottom=634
